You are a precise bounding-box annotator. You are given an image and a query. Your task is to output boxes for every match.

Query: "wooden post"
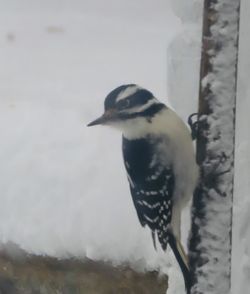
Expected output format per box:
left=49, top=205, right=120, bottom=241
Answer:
left=189, top=0, right=241, bottom=293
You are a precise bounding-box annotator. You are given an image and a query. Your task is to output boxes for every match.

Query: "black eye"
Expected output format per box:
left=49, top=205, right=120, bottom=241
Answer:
left=117, top=99, right=130, bottom=110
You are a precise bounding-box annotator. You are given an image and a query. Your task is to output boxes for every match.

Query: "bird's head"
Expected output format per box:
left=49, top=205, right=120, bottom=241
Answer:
left=88, top=84, right=166, bottom=137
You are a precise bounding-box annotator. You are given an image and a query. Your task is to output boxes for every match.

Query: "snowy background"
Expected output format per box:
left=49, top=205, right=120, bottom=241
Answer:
left=0, top=0, right=249, bottom=293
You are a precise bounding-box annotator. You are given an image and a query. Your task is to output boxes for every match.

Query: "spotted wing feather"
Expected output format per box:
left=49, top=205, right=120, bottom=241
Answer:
left=122, top=136, right=175, bottom=251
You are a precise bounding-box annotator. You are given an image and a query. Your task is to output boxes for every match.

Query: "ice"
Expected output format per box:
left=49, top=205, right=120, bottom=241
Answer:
left=167, top=26, right=201, bottom=119
left=169, top=0, right=203, bottom=24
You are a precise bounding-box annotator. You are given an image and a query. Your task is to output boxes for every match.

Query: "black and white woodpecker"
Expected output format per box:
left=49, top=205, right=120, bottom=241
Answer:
left=88, top=84, right=198, bottom=289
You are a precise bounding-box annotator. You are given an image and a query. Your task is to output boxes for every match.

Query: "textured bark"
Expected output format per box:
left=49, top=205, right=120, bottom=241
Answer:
left=0, top=243, right=167, bottom=294
left=189, top=0, right=240, bottom=293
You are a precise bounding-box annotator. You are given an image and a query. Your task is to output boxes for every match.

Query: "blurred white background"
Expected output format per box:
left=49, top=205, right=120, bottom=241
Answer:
left=0, top=0, right=182, bottom=270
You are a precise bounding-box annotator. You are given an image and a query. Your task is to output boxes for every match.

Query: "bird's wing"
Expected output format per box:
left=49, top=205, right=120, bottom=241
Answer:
left=122, top=136, right=175, bottom=251
left=127, top=165, right=175, bottom=251
left=128, top=179, right=146, bottom=227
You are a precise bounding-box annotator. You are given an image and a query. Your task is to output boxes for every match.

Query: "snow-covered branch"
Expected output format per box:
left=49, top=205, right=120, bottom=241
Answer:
left=189, top=0, right=241, bottom=293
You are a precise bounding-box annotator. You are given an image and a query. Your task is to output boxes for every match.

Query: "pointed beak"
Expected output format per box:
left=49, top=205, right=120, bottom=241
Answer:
left=87, top=109, right=117, bottom=127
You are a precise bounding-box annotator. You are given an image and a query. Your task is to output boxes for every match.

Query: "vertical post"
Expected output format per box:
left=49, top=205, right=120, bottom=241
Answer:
left=189, top=0, right=241, bottom=293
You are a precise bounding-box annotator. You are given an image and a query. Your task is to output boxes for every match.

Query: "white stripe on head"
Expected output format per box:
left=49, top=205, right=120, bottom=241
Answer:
left=119, top=97, right=158, bottom=114
left=116, top=85, right=141, bottom=102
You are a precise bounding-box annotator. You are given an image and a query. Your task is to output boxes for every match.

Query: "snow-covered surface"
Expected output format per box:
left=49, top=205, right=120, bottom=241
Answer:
left=0, top=0, right=182, bottom=278
left=0, top=0, right=249, bottom=293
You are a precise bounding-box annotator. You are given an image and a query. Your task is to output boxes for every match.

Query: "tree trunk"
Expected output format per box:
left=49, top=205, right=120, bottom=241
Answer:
left=189, top=0, right=241, bottom=293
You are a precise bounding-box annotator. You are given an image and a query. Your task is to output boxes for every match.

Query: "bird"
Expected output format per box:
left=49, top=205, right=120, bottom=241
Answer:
left=87, top=84, right=199, bottom=290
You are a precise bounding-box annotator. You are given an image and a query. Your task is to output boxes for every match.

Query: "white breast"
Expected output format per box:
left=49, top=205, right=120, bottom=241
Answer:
left=115, top=106, right=199, bottom=202
left=120, top=107, right=199, bottom=239
left=122, top=108, right=199, bottom=204
left=151, top=108, right=199, bottom=238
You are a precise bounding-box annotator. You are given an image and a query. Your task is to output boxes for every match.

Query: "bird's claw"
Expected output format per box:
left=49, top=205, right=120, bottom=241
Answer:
left=188, top=113, right=198, bottom=141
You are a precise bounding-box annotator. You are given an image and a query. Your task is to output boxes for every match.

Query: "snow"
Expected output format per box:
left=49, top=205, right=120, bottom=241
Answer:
left=0, top=0, right=182, bottom=279
left=0, top=0, right=249, bottom=293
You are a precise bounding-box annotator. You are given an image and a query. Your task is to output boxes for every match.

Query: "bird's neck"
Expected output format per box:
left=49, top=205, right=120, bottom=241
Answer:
left=121, top=107, right=169, bottom=140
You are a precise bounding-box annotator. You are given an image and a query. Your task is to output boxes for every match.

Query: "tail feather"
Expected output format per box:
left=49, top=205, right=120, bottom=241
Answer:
left=168, top=230, right=191, bottom=293
left=151, top=230, right=157, bottom=250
